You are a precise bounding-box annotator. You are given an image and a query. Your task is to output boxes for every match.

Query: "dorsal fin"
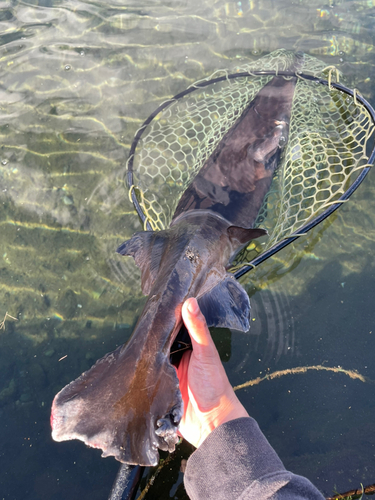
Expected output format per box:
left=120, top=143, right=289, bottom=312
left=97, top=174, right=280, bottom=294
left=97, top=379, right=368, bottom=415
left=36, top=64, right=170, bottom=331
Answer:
left=227, top=226, right=267, bottom=245
left=117, top=231, right=167, bottom=295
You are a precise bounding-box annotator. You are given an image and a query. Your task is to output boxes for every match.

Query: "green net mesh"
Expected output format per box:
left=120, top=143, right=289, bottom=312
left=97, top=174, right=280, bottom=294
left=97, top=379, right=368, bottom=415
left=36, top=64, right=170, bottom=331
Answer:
left=129, top=49, right=374, bottom=271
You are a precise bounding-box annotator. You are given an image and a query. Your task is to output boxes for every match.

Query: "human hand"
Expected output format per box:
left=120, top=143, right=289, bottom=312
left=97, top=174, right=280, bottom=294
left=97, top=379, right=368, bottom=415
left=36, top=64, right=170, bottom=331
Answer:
left=176, top=298, right=249, bottom=448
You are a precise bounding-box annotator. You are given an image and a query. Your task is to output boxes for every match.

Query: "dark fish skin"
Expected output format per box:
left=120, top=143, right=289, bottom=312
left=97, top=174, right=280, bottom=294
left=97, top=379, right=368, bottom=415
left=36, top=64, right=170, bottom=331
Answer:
left=51, top=72, right=298, bottom=466
left=173, top=75, right=297, bottom=227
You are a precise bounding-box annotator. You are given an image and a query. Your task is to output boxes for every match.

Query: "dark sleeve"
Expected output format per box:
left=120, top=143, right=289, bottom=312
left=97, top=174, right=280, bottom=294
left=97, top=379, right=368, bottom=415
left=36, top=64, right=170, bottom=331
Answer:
left=184, top=417, right=325, bottom=500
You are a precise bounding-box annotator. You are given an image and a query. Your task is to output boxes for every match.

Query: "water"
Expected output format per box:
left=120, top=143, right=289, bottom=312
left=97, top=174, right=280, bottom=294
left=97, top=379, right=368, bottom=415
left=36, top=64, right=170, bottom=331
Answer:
left=1, top=0, right=375, bottom=498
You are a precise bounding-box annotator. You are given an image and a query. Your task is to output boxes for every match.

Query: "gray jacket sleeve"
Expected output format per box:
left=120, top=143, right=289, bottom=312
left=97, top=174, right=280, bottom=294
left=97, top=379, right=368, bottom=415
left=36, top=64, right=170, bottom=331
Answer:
left=184, top=417, right=325, bottom=500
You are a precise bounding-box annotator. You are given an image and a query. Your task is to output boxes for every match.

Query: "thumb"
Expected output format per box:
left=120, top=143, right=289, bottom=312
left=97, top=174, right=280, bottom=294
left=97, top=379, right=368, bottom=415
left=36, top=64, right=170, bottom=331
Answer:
left=182, top=298, right=218, bottom=358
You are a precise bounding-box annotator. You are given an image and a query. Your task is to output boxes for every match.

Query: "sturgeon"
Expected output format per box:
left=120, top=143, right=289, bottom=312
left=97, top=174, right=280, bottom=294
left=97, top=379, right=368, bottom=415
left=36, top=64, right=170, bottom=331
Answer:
left=51, top=72, right=298, bottom=466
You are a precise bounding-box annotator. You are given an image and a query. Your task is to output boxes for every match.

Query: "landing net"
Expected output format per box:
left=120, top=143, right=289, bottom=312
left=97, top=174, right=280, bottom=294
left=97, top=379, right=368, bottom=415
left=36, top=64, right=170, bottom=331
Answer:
left=126, top=49, right=375, bottom=278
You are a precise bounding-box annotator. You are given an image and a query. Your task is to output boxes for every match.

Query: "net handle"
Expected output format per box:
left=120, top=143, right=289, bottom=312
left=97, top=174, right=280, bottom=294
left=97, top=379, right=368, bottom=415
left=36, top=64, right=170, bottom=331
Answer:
left=125, top=70, right=375, bottom=276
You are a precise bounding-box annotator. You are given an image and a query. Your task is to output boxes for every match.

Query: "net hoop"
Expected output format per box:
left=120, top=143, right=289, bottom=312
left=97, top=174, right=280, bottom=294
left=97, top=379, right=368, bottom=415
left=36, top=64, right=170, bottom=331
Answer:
left=126, top=70, right=375, bottom=280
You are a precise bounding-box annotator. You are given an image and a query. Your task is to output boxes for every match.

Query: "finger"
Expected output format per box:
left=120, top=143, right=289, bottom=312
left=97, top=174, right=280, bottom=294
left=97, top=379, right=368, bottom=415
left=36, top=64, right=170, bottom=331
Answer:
left=176, top=349, right=191, bottom=384
left=182, top=298, right=217, bottom=354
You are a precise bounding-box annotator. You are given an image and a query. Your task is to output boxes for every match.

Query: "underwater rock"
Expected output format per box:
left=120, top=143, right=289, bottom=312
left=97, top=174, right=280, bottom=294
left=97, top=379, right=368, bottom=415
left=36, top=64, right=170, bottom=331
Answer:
left=29, top=363, right=47, bottom=390
left=57, top=289, right=78, bottom=320
left=20, top=393, right=33, bottom=403
left=43, top=348, right=55, bottom=358
left=0, top=378, right=16, bottom=405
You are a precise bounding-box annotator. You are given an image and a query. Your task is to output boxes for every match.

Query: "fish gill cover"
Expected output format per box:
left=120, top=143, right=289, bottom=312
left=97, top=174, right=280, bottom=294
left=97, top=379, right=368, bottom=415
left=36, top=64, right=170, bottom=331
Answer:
left=128, top=49, right=375, bottom=270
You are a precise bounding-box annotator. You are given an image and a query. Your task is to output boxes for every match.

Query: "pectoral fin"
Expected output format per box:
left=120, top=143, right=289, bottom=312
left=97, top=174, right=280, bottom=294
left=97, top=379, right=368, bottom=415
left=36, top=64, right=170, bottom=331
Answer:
left=197, top=274, right=250, bottom=332
left=117, top=231, right=167, bottom=295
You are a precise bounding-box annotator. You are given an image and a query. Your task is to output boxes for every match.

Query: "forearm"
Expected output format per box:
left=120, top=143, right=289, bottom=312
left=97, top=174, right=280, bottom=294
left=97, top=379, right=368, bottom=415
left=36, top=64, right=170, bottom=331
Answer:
left=184, top=417, right=324, bottom=500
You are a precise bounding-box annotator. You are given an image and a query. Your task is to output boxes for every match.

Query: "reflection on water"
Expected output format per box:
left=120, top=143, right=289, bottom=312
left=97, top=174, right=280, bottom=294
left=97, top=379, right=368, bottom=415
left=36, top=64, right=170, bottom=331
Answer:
left=1, top=0, right=375, bottom=498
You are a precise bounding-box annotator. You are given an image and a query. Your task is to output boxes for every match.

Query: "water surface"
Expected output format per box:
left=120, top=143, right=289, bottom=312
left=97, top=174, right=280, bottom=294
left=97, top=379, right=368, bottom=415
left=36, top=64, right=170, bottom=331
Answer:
left=1, top=0, right=375, bottom=498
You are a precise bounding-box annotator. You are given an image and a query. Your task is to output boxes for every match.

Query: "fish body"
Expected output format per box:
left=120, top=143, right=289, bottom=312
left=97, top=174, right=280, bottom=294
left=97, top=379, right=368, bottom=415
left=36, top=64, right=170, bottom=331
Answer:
left=51, top=71, right=298, bottom=466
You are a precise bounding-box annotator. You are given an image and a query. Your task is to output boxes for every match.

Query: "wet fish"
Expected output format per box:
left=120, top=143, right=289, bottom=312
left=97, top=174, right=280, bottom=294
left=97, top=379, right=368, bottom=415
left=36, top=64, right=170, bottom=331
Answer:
left=51, top=72, right=298, bottom=466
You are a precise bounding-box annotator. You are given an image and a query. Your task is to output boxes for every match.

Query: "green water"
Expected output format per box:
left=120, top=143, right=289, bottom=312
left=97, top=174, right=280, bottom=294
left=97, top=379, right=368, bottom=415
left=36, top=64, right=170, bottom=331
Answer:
left=1, top=0, right=375, bottom=498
